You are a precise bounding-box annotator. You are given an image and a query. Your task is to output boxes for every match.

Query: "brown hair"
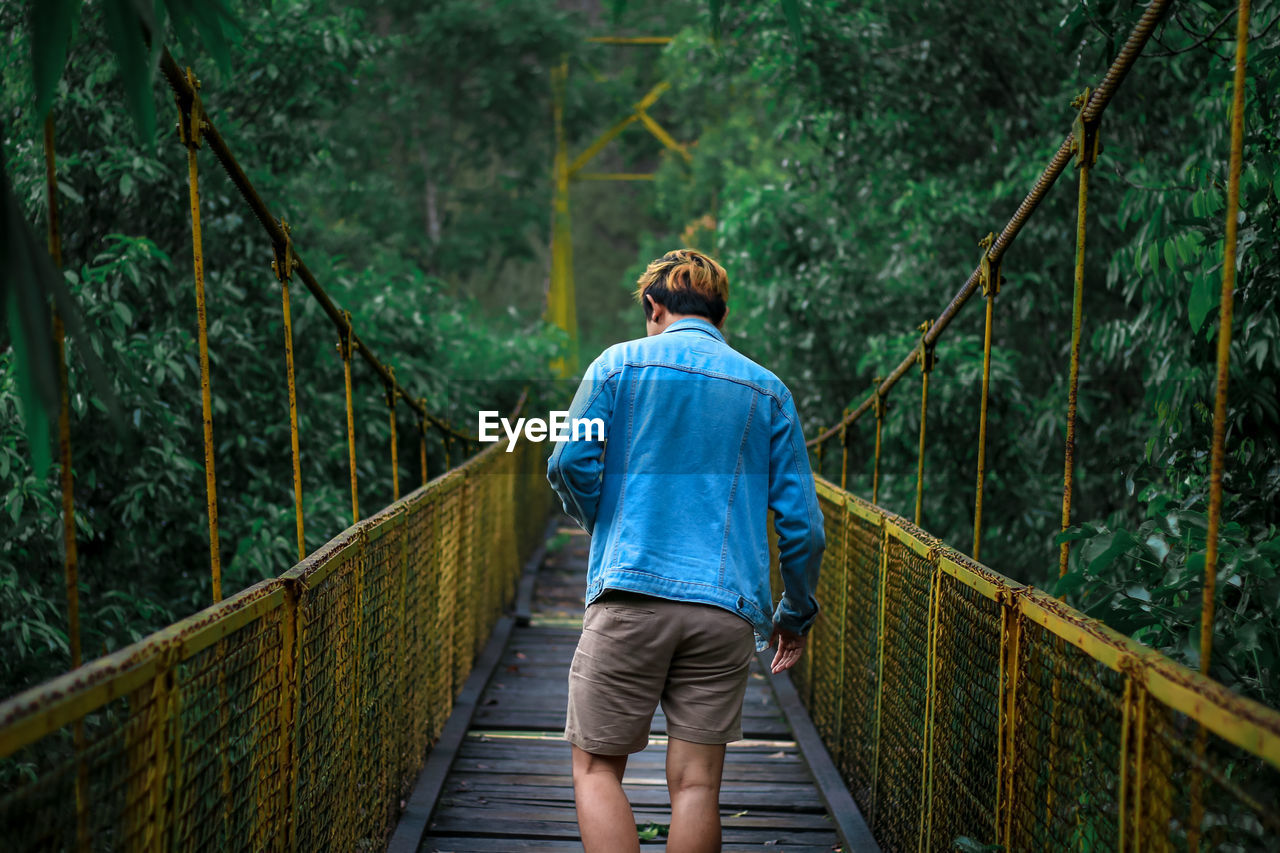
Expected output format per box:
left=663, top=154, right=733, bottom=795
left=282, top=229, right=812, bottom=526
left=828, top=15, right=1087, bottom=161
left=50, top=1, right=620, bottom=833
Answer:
left=633, top=249, right=729, bottom=324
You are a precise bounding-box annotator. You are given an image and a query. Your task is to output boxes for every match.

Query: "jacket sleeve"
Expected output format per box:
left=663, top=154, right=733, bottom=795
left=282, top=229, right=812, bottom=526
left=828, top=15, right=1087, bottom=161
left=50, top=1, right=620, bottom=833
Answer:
left=767, top=391, right=826, bottom=635
left=546, top=355, right=616, bottom=535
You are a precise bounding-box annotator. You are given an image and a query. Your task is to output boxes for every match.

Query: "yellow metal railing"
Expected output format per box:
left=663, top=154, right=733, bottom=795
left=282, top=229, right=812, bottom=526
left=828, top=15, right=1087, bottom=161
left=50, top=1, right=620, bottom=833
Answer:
left=778, top=480, right=1280, bottom=851
left=4, top=24, right=555, bottom=851
left=0, top=437, right=551, bottom=850
left=789, top=0, right=1280, bottom=849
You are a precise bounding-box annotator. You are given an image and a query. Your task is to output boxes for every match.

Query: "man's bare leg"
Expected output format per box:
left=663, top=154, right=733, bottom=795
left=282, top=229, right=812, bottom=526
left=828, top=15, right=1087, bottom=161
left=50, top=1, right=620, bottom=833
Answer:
left=665, top=737, right=726, bottom=853
left=571, top=745, right=639, bottom=853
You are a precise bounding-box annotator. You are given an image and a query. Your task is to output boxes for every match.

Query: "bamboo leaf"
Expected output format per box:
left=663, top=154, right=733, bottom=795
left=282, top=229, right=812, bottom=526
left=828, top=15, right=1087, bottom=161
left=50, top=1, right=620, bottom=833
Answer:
left=100, top=0, right=158, bottom=145
left=30, top=0, right=84, bottom=122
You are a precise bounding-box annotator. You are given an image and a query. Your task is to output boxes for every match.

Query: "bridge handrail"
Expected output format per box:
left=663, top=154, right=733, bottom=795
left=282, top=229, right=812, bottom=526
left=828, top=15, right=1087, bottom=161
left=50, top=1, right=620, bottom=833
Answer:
left=0, top=437, right=552, bottom=850
left=780, top=474, right=1280, bottom=850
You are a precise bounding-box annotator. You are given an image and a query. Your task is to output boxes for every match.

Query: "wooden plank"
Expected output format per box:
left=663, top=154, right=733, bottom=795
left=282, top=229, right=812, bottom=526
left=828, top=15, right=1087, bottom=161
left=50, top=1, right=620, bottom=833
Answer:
left=514, top=519, right=555, bottom=626
left=424, top=839, right=837, bottom=853
left=403, top=514, right=874, bottom=852
left=388, top=615, right=516, bottom=853
left=763, top=650, right=881, bottom=853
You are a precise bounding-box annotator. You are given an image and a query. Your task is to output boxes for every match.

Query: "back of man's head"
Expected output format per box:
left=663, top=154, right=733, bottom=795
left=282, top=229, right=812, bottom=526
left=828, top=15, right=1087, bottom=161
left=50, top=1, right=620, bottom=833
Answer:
left=634, top=249, right=729, bottom=325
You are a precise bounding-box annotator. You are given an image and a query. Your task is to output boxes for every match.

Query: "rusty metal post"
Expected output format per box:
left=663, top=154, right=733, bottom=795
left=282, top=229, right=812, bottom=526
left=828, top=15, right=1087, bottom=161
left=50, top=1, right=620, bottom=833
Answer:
left=839, top=408, right=850, bottom=492
left=418, top=399, right=429, bottom=487
left=176, top=68, right=222, bottom=601
left=386, top=368, right=400, bottom=502
left=974, top=234, right=1001, bottom=561
left=915, top=321, right=936, bottom=527
left=1192, top=4, right=1252, bottom=846
left=273, top=221, right=305, bottom=561
left=872, top=377, right=884, bottom=505
left=339, top=311, right=359, bottom=524
left=1058, top=88, right=1099, bottom=579
left=44, top=112, right=90, bottom=853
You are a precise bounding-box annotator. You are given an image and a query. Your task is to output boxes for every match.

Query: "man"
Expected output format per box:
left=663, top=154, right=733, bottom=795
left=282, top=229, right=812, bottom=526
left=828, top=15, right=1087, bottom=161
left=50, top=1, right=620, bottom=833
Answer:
left=546, top=248, right=825, bottom=853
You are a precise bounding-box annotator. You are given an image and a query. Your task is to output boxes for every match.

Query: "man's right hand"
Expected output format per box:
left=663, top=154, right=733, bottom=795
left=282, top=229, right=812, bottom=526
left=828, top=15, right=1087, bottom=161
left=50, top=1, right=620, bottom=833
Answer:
left=768, top=625, right=807, bottom=674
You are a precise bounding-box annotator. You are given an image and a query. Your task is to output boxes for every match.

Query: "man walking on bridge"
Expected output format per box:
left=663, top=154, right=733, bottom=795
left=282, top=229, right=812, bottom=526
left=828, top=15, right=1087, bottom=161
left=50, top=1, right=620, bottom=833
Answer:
left=547, top=248, right=825, bottom=853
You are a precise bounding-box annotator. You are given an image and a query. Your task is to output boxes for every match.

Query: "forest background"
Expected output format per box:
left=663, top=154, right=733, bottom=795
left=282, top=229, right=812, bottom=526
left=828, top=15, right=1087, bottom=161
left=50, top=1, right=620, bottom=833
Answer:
left=1, top=0, right=1277, bottom=714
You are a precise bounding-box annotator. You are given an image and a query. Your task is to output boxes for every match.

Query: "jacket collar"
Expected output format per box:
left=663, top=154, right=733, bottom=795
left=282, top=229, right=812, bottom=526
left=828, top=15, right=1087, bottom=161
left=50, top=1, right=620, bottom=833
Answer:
left=663, top=317, right=726, bottom=344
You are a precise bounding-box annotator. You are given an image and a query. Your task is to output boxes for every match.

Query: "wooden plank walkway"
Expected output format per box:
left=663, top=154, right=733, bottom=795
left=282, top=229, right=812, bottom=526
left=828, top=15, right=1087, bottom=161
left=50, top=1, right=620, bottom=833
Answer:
left=414, top=519, right=858, bottom=852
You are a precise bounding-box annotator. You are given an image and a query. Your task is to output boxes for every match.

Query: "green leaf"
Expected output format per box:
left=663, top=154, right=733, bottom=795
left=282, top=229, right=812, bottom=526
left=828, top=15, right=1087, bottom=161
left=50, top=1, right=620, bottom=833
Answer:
left=780, top=0, right=803, bottom=40
left=30, top=0, right=84, bottom=123
left=710, top=0, right=723, bottom=41
left=1053, top=571, right=1087, bottom=597
left=100, top=0, right=158, bottom=146
left=1188, top=271, right=1215, bottom=333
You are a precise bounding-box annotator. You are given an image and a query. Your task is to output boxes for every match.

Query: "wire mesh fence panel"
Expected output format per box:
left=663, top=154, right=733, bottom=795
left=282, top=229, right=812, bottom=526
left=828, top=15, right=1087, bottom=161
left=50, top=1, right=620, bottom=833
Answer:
left=0, top=439, right=551, bottom=853
left=1, top=672, right=161, bottom=849
left=839, top=500, right=882, bottom=812
left=357, top=508, right=408, bottom=844
left=1008, top=613, right=1128, bottom=851
left=871, top=522, right=936, bottom=848
left=170, top=591, right=289, bottom=851
left=1137, top=677, right=1280, bottom=852
left=926, top=562, right=1001, bottom=850
left=291, top=531, right=364, bottom=850
left=810, top=481, right=848, bottom=754
left=401, top=489, right=440, bottom=789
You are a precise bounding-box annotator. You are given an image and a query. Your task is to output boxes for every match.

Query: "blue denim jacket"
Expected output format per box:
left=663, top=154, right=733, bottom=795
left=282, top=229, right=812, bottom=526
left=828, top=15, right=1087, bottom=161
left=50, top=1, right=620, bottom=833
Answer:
left=546, top=317, right=825, bottom=651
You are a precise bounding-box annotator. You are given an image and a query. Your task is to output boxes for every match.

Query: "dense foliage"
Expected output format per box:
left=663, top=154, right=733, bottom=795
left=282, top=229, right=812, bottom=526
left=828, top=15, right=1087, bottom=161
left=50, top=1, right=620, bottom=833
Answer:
left=0, top=0, right=574, bottom=699
left=1, top=0, right=1277, bottom=717
left=637, top=0, right=1279, bottom=706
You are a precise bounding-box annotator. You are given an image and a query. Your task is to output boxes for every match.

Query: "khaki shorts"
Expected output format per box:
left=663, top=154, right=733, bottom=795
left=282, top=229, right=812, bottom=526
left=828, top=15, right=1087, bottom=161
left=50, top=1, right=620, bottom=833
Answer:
left=565, top=590, right=756, bottom=755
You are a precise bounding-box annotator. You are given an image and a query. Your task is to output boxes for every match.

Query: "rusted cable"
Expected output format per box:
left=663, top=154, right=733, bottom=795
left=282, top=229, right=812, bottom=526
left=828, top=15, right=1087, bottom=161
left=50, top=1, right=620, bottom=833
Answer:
left=806, top=0, right=1171, bottom=449
left=155, top=48, right=473, bottom=442
left=176, top=67, right=222, bottom=602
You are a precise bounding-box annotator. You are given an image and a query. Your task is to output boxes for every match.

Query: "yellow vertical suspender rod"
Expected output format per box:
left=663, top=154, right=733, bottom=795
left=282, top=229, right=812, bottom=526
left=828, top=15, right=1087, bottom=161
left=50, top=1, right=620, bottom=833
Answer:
left=340, top=311, right=360, bottom=524
left=44, top=112, right=91, bottom=853
left=387, top=368, right=400, bottom=502
left=273, top=221, right=306, bottom=562
left=1058, top=88, right=1099, bottom=579
left=973, top=234, right=1000, bottom=561
left=915, top=321, right=935, bottom=527
left=176, top=67, right=222, bottom=602
left=1191, top=4, right=1252, bottom=847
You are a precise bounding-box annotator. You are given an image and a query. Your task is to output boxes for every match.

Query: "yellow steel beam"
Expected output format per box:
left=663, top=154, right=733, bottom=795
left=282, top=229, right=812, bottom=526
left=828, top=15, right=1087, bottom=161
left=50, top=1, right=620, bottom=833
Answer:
left=567, top=114, right=639, bottom=178
left=636, top=108, right=692, bottom=162
left=575, top=172, right=656, bottom=181
left=586, top=36, right=673, bottom=44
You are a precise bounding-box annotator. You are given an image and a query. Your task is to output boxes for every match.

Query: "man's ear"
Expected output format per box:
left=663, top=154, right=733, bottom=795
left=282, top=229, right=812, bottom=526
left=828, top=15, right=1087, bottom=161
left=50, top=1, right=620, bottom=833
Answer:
left=646, top=293, right=664, bottom=323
